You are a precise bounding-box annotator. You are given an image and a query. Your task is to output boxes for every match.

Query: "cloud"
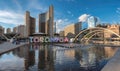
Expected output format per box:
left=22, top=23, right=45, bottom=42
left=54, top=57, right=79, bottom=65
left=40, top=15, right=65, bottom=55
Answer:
left=116, top=8, right=120, bottom=14
left=67, top=11, right=71, bottom=14
left=67, top=11, right=74, bottom=17
left=0, top=10, right=24, bottom=26
left=117, top=8, right=120, bottom=10
left=78, top=14, right=90, bottom=22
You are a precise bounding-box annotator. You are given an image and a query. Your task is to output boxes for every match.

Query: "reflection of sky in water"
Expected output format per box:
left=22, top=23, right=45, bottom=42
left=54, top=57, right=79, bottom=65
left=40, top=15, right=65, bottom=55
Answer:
left=0, top=52, right=24, bottom=70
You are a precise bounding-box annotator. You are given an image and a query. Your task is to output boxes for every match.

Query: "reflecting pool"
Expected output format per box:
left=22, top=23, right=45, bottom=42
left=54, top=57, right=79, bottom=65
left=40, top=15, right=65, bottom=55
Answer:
left=0, top=44, right=118, bottom=71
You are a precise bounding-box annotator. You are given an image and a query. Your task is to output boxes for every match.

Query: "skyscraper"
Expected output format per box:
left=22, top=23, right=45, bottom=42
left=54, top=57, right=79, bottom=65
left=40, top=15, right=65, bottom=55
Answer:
left=49, top=5, right=54, bottom=37
left=39, top=5, right=54, bottom=37
left=39, top=13, right=48, bottom=34
left=25, top=11, right=35, bottom=37
left=87, top=16, right=98, bottom=28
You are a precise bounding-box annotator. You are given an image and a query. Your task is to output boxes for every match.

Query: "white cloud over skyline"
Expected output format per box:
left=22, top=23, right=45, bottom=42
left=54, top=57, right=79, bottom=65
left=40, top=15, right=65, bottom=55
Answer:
left=78, top=14, right=90, bottom=22
left=0, top=10, right=24, bottom=26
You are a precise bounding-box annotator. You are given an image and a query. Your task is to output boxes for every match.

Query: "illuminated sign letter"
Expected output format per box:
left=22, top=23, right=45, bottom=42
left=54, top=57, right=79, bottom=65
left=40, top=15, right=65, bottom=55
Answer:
left=33, top=37, right=39, bottom=43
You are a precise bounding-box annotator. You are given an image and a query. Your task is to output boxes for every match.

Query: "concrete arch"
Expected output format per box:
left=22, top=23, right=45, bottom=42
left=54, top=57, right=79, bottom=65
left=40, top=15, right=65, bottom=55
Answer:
left=74, top=27, right=120, bottom=42
left=12, top=33, right=19, bottom=39
left=1, top=33, right=19, bottom=41
left=81, top=30, right=104, bottom=42
left=86, top=32, right=104, bottom=43
left=1, top=34, right=9, bottom=40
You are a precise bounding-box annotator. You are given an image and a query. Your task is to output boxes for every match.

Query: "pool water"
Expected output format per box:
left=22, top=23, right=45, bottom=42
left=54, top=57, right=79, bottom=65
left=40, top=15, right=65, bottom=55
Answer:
left=0, top=44, right=118, bottom=71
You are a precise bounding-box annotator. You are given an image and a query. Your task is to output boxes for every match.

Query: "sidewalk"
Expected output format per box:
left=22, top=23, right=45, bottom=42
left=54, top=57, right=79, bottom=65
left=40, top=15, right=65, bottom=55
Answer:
left=102, top=48, right=120, bottom=71
left=0, top=42, right=28, bottom=54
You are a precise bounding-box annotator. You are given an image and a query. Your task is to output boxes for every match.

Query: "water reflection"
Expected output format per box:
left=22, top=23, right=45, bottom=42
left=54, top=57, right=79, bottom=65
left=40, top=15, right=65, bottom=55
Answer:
left=0, top=44, right=118, bottom=71
left=38, top=45, right=55, bottom=71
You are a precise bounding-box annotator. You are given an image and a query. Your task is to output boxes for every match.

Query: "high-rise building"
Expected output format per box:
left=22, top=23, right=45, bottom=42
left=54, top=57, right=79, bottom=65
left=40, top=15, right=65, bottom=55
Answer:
left=39, top=13, right=48, bottom=34
left=6, top=28, right=11, bottom=34
left=17, top=25, right=26, bottom=38
left=39, top=5, right=54, bottom=37
left=49, top=5, right=54, bottom=37
left=25, top=11, right=35, bottom=37
left=75, top=22, right=82, bottom=35
left=87, top=16, right=98, bottom=28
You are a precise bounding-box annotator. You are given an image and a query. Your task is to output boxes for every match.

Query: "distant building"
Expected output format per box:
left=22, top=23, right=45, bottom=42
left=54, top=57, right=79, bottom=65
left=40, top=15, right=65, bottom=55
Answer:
left=13, top=27, right=17, bottom=33
left=39, top=5, right=54, bottom=37
left=0, top=26, right=4, bottom=35
left=75, top=22, right=82, bottom=35
left=87, top=16, right=98, bottom=28
left=64, top=22, right=82, bottom=38
left=59, top=31, right=64, bottom=37
left=17, top=25, right=26, bottom=38
left=104, top=24, right=120, bottom=38
left=6, top=28, right=11, bottom=34
left=25, top=11, right=35, bottom=37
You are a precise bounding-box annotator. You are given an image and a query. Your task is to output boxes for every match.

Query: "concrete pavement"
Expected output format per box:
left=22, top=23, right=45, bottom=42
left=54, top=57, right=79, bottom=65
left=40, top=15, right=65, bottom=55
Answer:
left=102, top=48, right=120, bottom=71
left=0, top=42, right=28, bottom=54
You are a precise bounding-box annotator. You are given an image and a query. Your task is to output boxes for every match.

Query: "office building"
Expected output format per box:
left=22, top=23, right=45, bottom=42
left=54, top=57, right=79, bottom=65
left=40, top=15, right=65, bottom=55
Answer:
left=87, top=16, right=98, bottom=28
left=39, top=13, right=48, bottom=34
left=63, top=22, right=82, bottom=38
left=39, top=5, right=54, bottom=37
left=25, top=11, right=35, bottom=37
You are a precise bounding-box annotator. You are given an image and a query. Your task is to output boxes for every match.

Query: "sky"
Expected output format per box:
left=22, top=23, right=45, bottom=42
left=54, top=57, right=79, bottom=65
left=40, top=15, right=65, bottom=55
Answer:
left=0, top=0, right=120, bottom=32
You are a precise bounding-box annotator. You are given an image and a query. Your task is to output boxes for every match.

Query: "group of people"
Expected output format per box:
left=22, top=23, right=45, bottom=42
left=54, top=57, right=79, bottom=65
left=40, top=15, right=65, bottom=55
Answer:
left=10, top=38, right=20, bottom=45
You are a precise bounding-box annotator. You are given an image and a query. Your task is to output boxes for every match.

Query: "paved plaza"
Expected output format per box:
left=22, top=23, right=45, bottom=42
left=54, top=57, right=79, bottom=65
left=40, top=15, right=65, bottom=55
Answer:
left=102, top=48, right=120, bottom=71
left=0, top=42, right=28, bottom=54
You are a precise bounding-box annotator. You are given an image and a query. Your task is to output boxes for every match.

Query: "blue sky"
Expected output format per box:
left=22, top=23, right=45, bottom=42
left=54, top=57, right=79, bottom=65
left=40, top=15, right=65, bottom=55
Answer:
left=0, top=0, right=120, bottom=32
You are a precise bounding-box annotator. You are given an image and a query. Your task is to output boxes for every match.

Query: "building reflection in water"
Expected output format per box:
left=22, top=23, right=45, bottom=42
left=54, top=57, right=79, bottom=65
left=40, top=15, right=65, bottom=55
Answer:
left=38, top=44, right=55, bottom=71
left=11, top=45, right=118, bottom=71
left=75, top=46, right=118, bottom=70
left=12, top=45, right=35, bottom=70
left=104, top=47, right=118, bottom=58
